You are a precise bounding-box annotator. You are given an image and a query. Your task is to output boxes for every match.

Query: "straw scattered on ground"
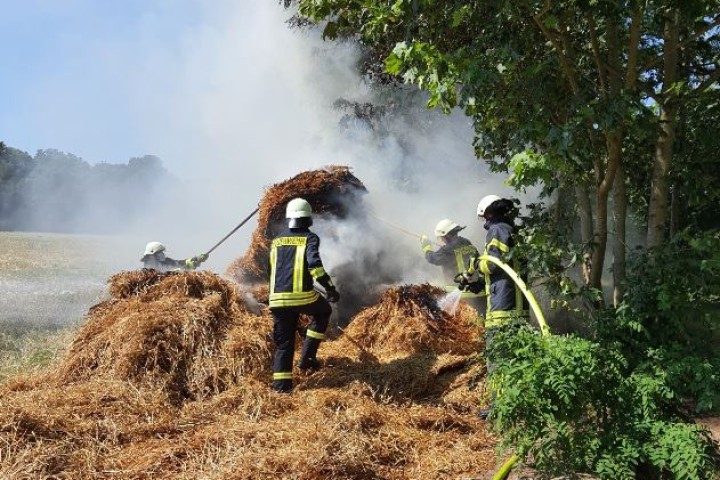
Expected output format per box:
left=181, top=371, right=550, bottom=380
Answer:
left=0, top=271, right=500, bottom=479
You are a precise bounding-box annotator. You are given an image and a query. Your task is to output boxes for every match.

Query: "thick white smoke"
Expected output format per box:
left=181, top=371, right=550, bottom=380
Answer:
left=3, top=2, right=538, bottom=321
left=116, top=3, right=529, bottom=276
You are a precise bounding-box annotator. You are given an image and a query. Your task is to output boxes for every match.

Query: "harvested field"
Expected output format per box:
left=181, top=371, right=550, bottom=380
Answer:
left=226, top=165, right=367, bottom=284
left=0, top=271, right=501, bottom=479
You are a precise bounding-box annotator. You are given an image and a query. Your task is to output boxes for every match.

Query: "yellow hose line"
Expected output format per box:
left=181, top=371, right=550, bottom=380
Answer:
left=480, top=256, right=549, bottom=480
left=491, top=455, right=519, bottom=480
left=479, top=255, right=551, bottom=337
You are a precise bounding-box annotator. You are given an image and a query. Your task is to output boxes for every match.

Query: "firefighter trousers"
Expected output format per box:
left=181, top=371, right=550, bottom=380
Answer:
left=270, top=296, right=332, bottom=393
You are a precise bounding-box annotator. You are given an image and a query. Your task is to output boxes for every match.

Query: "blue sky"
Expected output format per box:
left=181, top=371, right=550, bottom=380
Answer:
left=0, top=0, right=205, bottom=163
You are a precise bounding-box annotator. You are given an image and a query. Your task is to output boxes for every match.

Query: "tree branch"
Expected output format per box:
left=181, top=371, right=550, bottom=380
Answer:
left=689, top=14, right=720, bottom=41
left=625, top=4, right=643, bottom=90
left=695, top=67, right=720, bottom=93
left=586, top=13, right=608, bottom=95
left=532, top=5, right=582, bottom=95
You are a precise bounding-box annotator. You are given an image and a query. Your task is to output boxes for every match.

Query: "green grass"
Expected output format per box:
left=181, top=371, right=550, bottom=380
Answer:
left=0, top=325, right=76, bottom=381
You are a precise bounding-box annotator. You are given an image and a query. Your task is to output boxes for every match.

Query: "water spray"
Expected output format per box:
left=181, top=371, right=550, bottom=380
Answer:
left=370, top=213, right=442, bottom=246
left=438, top=288, right=463, bottom=315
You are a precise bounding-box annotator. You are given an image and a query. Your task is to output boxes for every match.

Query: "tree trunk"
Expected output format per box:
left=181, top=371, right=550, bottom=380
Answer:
left=575, top=185, right=594, bottom=286
left=647, top=8, right=680, bottom=248
left=669, top=184, right=680, bottom=237
left=590, top=134, right=622, bottom=299
left=612, top=165, right=627, bottom=307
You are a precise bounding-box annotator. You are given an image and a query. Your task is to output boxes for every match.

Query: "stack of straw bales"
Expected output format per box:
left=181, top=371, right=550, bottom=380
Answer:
left=226, top=165, right=367, bottom=284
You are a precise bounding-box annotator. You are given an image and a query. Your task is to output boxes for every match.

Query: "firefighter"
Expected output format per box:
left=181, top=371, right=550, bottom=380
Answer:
left=140, top=242, right=208, bottom=272
left=466, top=195, right=529, bottom=419
left=421, top=219, right=485, bottom=313
left=268, top=197, right=340, bottom=393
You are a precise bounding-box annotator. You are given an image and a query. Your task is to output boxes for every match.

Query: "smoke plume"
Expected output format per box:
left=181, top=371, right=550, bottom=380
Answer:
left=2, top=1, right=538, bottom=323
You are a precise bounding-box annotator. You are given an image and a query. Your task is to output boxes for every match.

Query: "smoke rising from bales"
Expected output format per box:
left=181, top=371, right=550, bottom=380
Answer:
left=127, top=3, right=531, bottom=281
left=2, top=2, right=536, bottom=295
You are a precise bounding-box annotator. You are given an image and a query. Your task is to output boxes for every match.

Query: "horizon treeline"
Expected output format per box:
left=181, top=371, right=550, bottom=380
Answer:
left=0, top=141, right=177, bottom=234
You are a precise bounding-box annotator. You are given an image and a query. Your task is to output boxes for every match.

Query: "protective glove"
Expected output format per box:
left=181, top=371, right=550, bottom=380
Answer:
left=191, top=253, right=209, bottom=265
left=325, top=286, right=340, bottom=303
left=455, top=272, right=471, bottom=291
left=420, top=235, right=432, bottom=252
left=466, top=279, right=485, bottom=294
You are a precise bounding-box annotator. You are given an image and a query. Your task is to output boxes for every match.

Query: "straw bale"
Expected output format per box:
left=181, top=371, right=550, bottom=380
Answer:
left=92, top=386, right=497, bottom=480
left=226, top=165, right=367, bottom=284
left=290, top=284, right=484, bottom=405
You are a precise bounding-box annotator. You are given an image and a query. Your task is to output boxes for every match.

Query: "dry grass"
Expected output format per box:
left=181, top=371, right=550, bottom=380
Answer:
left=0, top=232, right=114, bottom=325
left=0, top=271, right=499, bottom=479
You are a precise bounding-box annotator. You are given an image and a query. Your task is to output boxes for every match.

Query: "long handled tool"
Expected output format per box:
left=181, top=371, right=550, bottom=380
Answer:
left=205, top=206, right=260, bottom=255
left=370, top=213, right=442, bottom=246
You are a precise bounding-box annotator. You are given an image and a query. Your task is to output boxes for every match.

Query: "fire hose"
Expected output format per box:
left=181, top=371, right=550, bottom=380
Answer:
left=475, top=254, right=550, bottom=480
left=204, top=207, right=260, bottom=255
left=370, top=213, right=443, bottom=246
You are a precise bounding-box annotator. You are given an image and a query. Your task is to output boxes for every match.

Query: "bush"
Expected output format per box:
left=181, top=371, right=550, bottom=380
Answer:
left=489, top=325, right=719, bottom=479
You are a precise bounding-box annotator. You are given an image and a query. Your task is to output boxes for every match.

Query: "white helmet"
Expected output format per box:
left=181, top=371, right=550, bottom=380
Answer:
left=434, top=218, right=463, bottom=237
left=144, top=241, right=166, bottom=256
left=285, top=198, right=313, bottom=219
left=477, top=194, right=502, bottom=217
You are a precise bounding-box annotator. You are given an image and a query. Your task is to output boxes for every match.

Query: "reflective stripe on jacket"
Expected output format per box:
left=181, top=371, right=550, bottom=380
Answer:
left=269, top=227, right=333, bottom=309
left=469, top=219, right=528, bottom=327
left=424, top=235, right=480, bottom=284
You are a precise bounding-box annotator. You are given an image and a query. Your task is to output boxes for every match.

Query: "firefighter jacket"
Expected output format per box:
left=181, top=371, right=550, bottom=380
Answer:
left=141, top=255, right=195, bottom=272
left=269, top=227, right=335, bottom=309
left=468, top=217, right=529, bottom=327
left=423, top=235, right=479, bottom=285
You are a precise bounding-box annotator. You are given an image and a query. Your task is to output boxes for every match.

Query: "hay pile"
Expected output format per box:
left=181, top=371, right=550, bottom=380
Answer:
left=55, top=270, right=274, bottom=402
left=0, top=272, right=500, bottom=479
left=226, top=165, right=367, bottom=284
left=340, top=284, right=481, bottom=357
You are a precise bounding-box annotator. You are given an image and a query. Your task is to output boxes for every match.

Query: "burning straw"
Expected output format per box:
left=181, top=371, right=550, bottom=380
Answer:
left=226, top=165, right=366, bottom=283
left=0, top=270, right=498, bottom=479
left=304, top=284, right=485, bottom=404
left=339, top=284, right=481, bottom=357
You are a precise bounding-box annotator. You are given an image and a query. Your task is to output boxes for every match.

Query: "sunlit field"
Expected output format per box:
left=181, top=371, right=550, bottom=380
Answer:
left=0, top=232, right=129, bottom=380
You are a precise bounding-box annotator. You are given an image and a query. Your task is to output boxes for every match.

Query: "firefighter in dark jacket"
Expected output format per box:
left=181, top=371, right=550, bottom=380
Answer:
left=268, top=197, right=340, bottom=393
left=140, top=242, right=208, bottom=272
left=465, top=194, right=529, bottom=419
left=467, top=196, right=529, bottom=326
left=421, top=219, right=484, bottom=313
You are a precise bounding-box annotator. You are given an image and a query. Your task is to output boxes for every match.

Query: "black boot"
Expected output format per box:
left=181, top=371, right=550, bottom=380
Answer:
left=298, top=337, right=322, bottom=371
left=272, top=379, right=293, bottom=393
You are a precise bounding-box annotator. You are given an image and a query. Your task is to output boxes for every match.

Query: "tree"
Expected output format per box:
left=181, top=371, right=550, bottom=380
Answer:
left=283, top=2, right=720, bottom=477
left=0, top=144, right=35, bottom=230
left=291, top=0, right=720, bottom=306
left=0, top=144, right=177, bottom=233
